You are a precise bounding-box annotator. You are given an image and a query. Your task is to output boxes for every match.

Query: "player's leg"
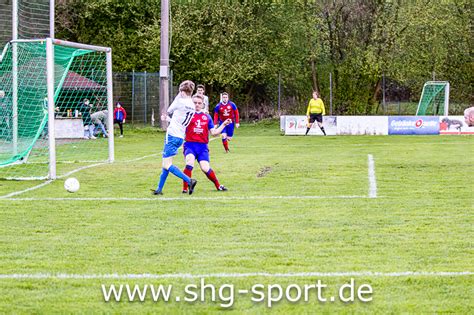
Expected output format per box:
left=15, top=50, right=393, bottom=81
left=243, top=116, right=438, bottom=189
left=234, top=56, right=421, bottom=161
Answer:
left=305, top=115, right=315, bottom=135
left=157, top=156, right=195, bottom=194
left=165, top=138, right=197, bottom=194
left=167, top=159, right=192, bottom=184
left=99, top=122, right=108, bottom=137
left=222, top=123, right=234, bottom=152
left=197, top=147, right=226, bottom=190
left=154, top=136, right=196, bottom=195
left=200, top=161, right=226, bottom=191
left=153, top=156, right=172, bottom=194
left=221, top=132, right=229, bottom=152
left=182, top=153, right=196, bottom=193
left=316, top=115, right=326, bottom=135
left=119, top=121, right=124, bottom=137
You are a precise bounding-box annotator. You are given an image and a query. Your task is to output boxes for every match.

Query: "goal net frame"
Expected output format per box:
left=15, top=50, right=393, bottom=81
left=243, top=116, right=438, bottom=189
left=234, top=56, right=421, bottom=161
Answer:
left=416, top=81, right=450, bottom=116
left=1, top=38, right=114, bottom=180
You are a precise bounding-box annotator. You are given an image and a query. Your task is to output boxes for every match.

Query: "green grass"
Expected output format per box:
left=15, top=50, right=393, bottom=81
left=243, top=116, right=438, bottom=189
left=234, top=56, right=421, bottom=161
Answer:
left=0, top=123, right=473, bottom=313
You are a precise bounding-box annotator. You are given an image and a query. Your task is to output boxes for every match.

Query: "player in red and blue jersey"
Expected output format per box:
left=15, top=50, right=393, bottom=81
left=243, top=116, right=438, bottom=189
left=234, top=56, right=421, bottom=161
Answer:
left=213, top=92, right=239, bottom=152
left=182, top=94, right=231, bottom=193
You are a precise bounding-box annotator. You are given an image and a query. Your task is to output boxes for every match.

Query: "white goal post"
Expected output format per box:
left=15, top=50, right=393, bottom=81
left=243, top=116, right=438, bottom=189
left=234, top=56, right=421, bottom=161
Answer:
left=47, top=38, right=114, bottom=179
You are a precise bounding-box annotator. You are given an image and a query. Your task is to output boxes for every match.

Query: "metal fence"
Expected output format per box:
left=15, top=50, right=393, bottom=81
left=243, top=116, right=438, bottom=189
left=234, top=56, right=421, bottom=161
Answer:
left=275, top=72, right=468, bottom=118
left=113, top=71, right=177, bottom=125
left=113, top=71, right=468, bottom=125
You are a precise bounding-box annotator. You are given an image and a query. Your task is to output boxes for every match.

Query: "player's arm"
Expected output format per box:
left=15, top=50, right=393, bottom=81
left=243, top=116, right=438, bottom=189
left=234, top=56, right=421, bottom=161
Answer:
left=320, top=99, right=326, bottom=116
left=162, top=99, right=178, bottom=121
left=210, top=118, right=232, bottom=136
left=204, top=97, right=209, bottom=114
left=213, top=105, right=219, bottom=125
left=232, top=104, right=240, bottom=128
left=306, top=101, right=312, bottom=127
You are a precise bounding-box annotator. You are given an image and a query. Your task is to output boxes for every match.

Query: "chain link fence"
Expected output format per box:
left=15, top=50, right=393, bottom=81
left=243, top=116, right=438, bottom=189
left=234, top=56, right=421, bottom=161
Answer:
left=276, top=73, right=469, bottom=119
left=113, top=71, right=179, bottom=126
left=113, top=71, right=469, bottom=125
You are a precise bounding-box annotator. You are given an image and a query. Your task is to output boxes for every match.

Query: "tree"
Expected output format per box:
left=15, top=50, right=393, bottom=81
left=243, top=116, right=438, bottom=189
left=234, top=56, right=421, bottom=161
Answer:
left=54, top=0, right=473, bottom=117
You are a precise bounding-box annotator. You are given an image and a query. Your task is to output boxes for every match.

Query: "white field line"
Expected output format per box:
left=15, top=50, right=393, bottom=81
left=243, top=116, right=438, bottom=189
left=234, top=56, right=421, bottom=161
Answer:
left=1, top=139, right=218, bottom=200
left=0, top=271, right=471, bottom=280
left=3, top=195, right=369, bottom=202
left=0, top=162, right=107, bottom=199
left=368, top=154, right=377, bottom=198
left=0, top=153, right=160, bottom=200
left=228, top=142, right=468, bottom=147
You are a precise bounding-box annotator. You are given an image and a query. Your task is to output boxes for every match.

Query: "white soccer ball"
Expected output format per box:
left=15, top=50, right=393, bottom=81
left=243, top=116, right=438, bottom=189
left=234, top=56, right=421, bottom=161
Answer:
left=64, top=177, right=80, bottom=193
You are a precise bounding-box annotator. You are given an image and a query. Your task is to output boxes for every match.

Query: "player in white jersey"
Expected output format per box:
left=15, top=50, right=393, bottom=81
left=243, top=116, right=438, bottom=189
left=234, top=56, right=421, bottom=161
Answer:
left=152, top=80, right=198, bottom=195
left=166, top=94, right=196, bottom=138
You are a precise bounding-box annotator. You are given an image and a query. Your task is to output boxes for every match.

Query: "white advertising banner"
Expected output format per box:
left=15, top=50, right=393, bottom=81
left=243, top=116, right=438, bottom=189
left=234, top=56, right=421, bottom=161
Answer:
left=336, top=116, right=388, bottom=135
left=55, top=118, right=85, bottom=139
left=439, top=116, right=474, bottom=135
left=284, top=115, right=337, bottom=135
left=282, top=115, right=473, bottom=136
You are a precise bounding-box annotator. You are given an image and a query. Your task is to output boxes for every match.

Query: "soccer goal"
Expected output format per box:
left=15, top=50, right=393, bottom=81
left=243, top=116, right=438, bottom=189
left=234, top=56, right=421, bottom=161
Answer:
left=416, top=81, right=450, bottom=116
left=0, top=38, right=114, bottom=180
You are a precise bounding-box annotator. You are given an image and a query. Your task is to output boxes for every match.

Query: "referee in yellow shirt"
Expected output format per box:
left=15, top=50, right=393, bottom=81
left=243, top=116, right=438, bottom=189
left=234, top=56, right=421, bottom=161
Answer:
left=305, top=91, right=326, bottom=135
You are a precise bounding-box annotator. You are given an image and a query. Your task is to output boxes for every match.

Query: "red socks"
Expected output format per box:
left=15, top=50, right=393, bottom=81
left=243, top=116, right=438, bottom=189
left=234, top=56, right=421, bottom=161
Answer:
left=205, top=169, right=220, bottom=189
left=182, top=165, right=193, bottom=190
left=184, top=166, right=221, bottom=190
left=222, top=138, right=229, bottom=151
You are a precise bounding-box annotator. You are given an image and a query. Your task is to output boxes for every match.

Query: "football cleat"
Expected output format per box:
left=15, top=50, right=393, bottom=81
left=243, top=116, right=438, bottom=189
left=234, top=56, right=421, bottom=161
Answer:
left=218, top=185, right=228, bottom=191
left=188, top=179, right=197, bottom=195
left=182, top=189, right=188, bottom=194
left=150, top=189, right=163, bottom=195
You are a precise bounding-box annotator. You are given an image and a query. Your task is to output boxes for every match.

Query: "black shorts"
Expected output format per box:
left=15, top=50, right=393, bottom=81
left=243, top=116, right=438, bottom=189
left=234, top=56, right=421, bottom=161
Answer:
left=309, top=113, right=323, bottom=123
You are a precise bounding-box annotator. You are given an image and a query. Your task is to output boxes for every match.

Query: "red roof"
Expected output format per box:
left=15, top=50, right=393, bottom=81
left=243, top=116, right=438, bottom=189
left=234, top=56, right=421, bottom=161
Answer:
left=62, top=71, right=104, bottom=90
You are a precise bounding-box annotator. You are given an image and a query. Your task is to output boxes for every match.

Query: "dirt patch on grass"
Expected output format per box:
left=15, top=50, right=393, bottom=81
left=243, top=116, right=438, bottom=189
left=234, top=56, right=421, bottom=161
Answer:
left=257, top=166, right=272, bottom=178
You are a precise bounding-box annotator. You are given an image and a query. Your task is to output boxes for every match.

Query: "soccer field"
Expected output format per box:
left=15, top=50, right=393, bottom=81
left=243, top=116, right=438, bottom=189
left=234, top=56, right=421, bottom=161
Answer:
left=0, top=122, right=472, bottom=313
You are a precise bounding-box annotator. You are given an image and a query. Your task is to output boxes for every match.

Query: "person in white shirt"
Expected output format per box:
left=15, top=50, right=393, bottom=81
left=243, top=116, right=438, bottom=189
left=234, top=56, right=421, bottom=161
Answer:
left=152, top=80, right=198, bottom=195
left=196, top=84, right=209, bottom=114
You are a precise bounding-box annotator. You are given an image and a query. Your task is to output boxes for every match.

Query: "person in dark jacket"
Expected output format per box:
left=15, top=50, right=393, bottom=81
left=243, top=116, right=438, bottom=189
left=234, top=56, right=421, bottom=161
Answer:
left=78, top=98, right=95, bottom=139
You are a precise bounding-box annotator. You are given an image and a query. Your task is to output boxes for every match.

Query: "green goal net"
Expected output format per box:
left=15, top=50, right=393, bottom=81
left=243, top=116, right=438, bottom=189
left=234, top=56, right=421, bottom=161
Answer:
left=0, top=40, right=113, bottom=180
left=416, top=81, right=450, bottom=116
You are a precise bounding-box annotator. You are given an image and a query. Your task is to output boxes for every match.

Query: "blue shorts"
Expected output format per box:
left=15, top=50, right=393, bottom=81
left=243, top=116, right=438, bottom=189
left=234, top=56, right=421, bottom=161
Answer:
left=183, top=142, right=210, bottom=162
left=163, top=134, right=184, bottom=158
left=220, top=122, right=235, bottom=137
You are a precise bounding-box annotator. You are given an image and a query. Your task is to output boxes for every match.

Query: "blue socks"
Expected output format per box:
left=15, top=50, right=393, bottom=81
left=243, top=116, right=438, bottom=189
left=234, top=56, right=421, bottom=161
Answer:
left=156, top=165, right=192, bottom=192
left=168, top=165, right=191, bottom=184
left=156, top=168, right=169, bottom=192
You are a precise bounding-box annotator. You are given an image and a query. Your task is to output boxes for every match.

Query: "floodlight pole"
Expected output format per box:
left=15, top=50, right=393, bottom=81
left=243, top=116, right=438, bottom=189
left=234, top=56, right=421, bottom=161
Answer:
left=12, top=0, right=18, bottom=156
left=329, top=72, right=333, bottom=115
left=382, top=72, right=386, bottom=114
left=277, top=73, right=281, bottom=115
left=50, top=0, right=55, bottom=38
left=46, top=38, right=56, bottom=179
left=159, top=0, right=170, bottom=130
